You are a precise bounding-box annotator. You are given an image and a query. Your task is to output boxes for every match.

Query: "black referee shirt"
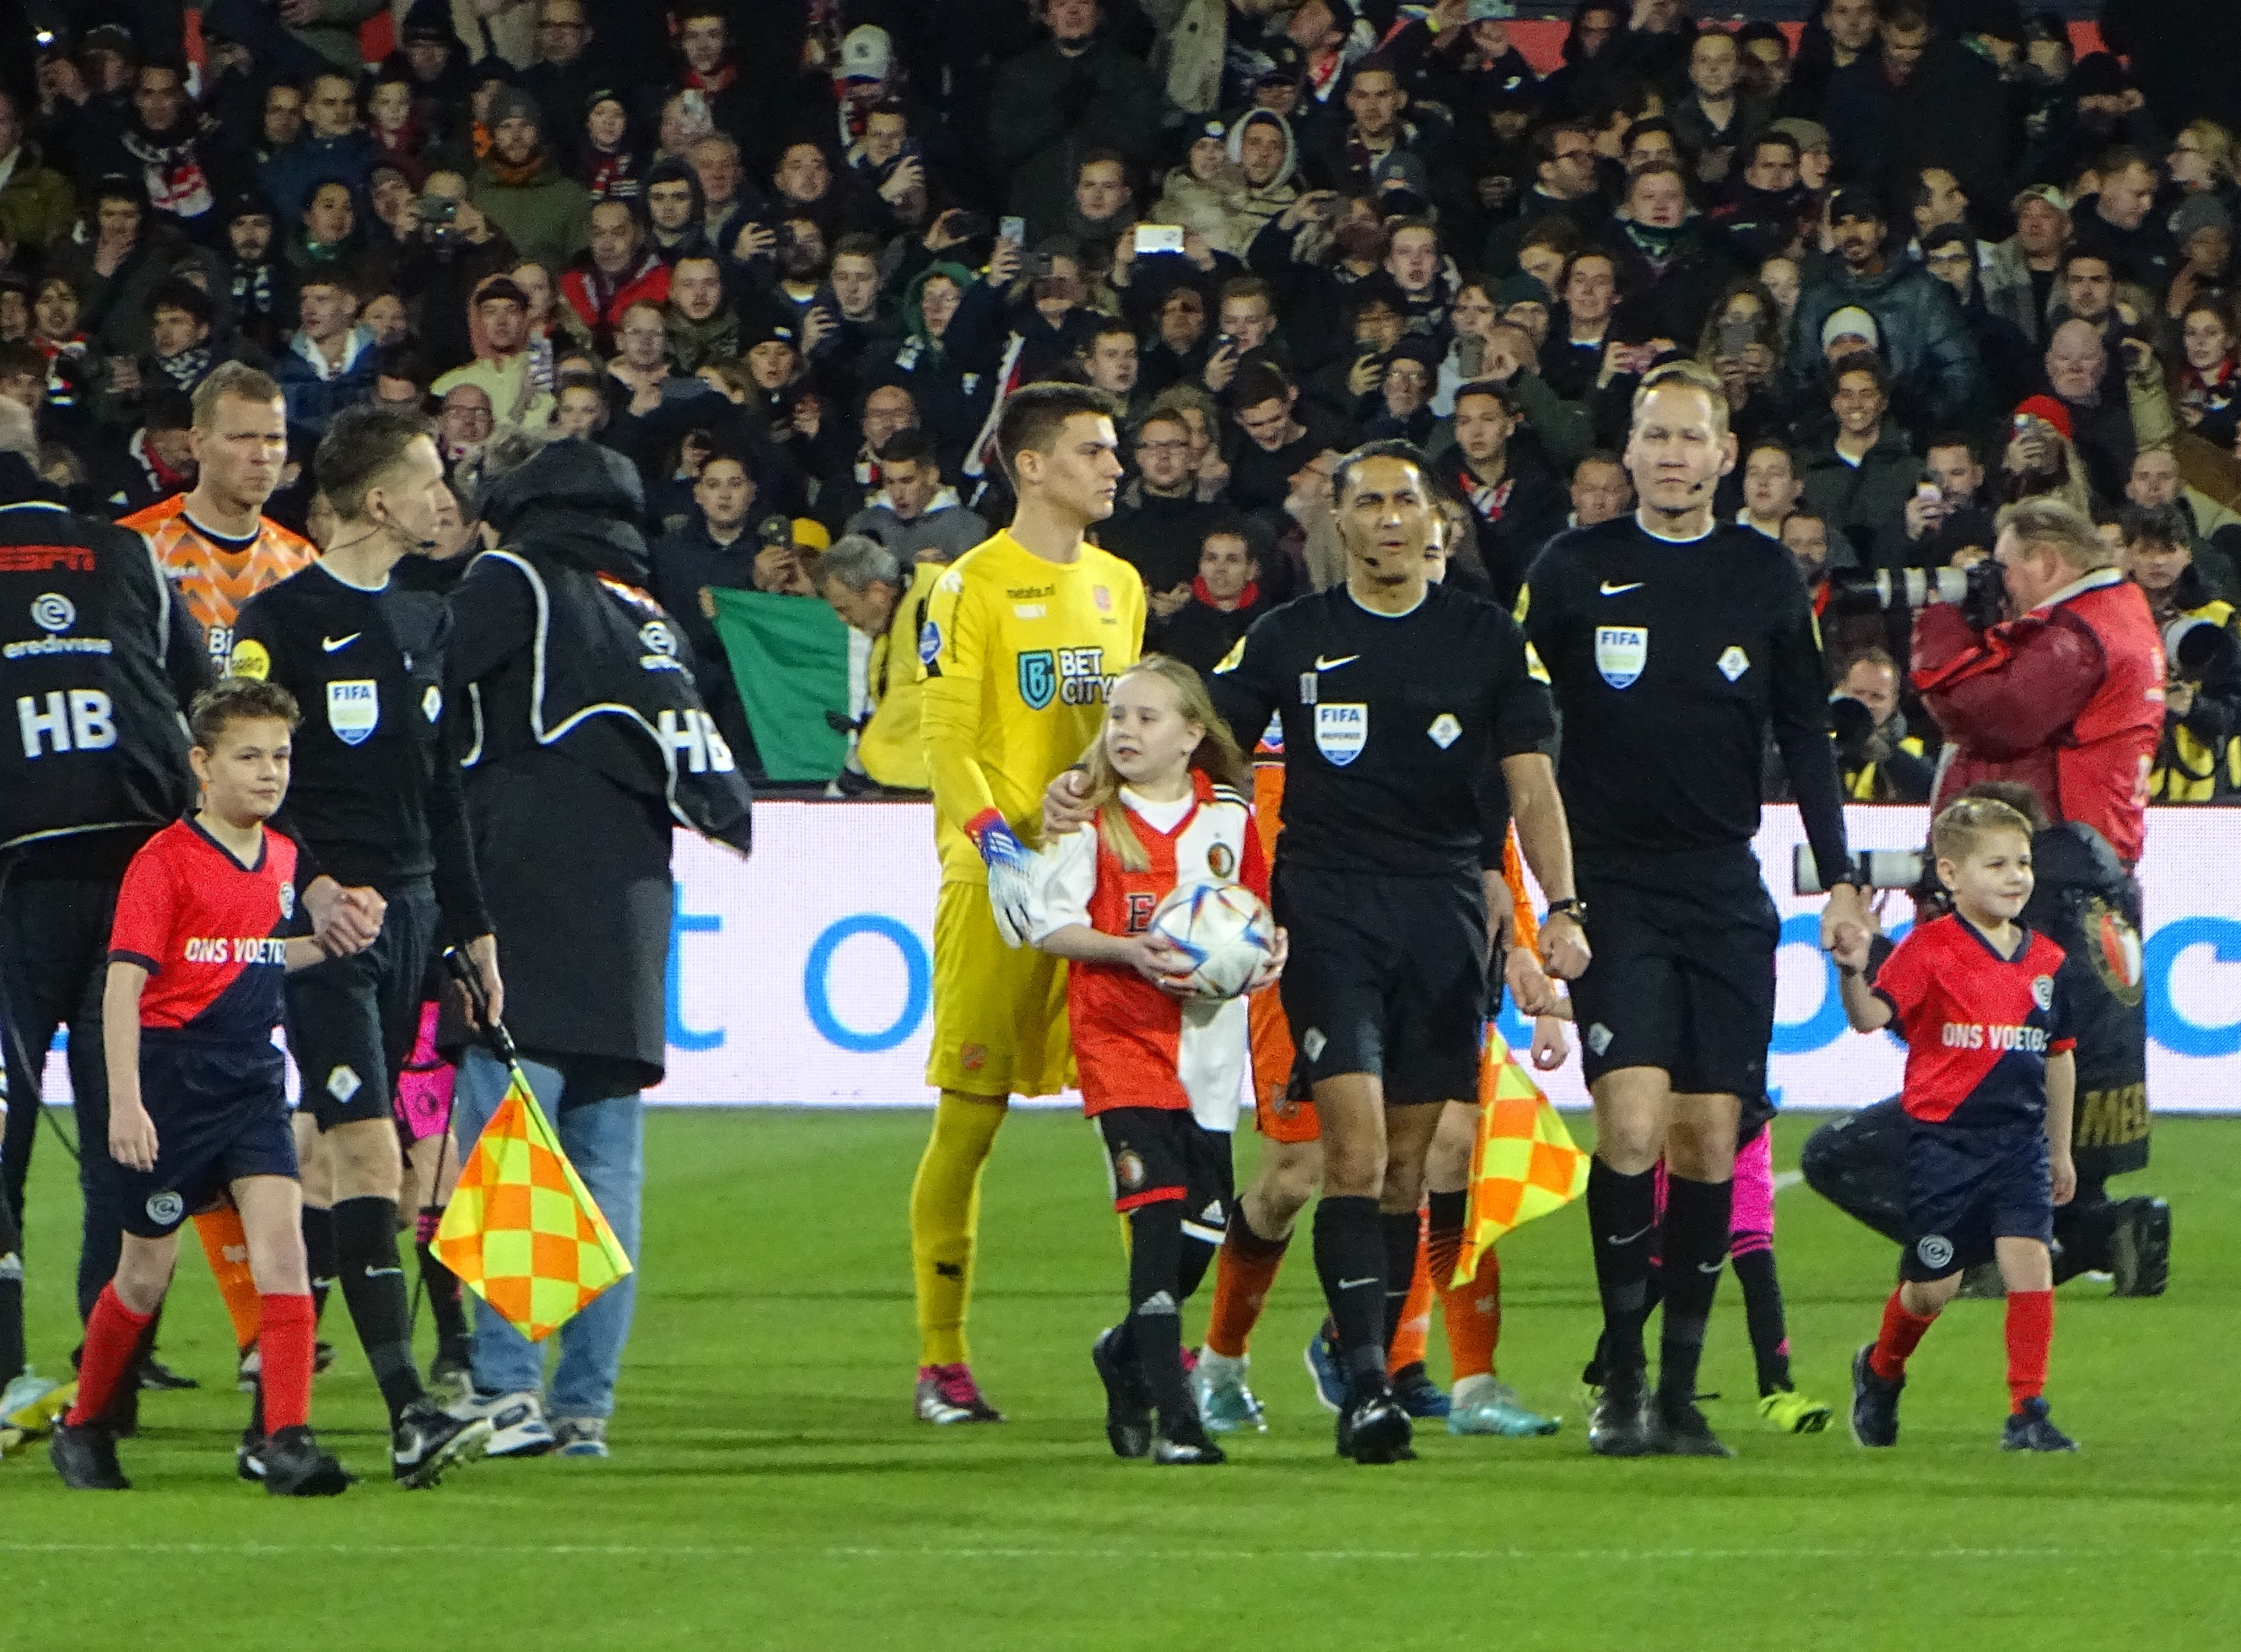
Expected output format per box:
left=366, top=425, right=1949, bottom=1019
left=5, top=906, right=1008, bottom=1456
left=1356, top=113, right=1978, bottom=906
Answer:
left=1519, top=515, right=1851, bottom=881
left=1209, top=581, right=1556, bottom=879
left=232, top=562, right=490, bottom=938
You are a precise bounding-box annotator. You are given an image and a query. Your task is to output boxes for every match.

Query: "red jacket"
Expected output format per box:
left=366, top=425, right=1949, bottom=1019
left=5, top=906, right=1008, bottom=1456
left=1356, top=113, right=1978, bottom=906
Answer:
left=1912, top=568, right=2164, bottom=864
left=560, top=250, right=671, bottom=344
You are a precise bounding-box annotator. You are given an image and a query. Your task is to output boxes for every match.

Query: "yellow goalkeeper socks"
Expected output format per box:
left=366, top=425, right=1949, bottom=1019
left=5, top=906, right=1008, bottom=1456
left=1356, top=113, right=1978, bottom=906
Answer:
left=910, top=1089, right=1008, bottom=1367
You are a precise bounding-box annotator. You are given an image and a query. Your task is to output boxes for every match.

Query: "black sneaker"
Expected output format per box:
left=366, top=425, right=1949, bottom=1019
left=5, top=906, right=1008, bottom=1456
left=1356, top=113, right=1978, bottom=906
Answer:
left=1335, top=1388, right=1412, bottom=1464
left=1654, top=1392, right=1734, bottom=1458
left=1849, top=1343, right=1903, bottom=1448
left=315, top=1341, right=337, bottom=1374
left=1090, top=1328, right=1151, bottom=1459
left=263, top=1425, right=356, bottom=1496
left=50, top=1420, right=129, bottom=1490
left=2001, top=1397, right=2079, bottom=1452
left=135, top=1354, right=198, bottom=1391
left=1152, top=1416, right=1226, bottom=1466
left=1587, top=1366, right=1658, bottom=1458
left=391, top=1398, right=492, bottom=1487
left=2110, top=1198, right=2170, bottom=1298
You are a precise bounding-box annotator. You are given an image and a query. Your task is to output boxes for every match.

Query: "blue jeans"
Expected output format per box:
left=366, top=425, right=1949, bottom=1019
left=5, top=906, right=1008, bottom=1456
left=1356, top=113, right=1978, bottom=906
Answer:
left=451, top=1049, right=643, bottom=1418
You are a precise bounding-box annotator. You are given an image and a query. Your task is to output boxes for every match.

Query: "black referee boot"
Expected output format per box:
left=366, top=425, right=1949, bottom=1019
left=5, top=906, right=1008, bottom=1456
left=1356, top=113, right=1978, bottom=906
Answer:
left=1586, top=1366, right=1659, bottom=1458
left=1335, top=1386, right=1411, bottom=1465
left=1653, top=1391, right=1734, bottom=1458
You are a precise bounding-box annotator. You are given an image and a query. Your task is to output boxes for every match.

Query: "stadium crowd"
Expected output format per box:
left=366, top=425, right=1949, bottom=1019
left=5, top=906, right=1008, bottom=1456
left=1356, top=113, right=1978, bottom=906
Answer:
left=0, top=0, right=2236, bottom=797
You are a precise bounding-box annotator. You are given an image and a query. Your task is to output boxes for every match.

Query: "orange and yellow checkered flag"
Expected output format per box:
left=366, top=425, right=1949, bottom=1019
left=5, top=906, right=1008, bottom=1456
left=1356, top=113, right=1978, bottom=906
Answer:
left=1456, top=1024, right=1590, bottom=1287
left=432, top=1065, right=633, bottom=1342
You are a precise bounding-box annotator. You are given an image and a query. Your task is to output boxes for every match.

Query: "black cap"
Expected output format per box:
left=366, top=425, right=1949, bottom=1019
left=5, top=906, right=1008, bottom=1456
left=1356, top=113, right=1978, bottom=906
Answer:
left=476, top=277, right=530, bottom=309
left=1828, top=186, right=1882, bottom=226
left=1385, top=334, right=1443, bottom=371
left=401, top=0, right=454, bottom=44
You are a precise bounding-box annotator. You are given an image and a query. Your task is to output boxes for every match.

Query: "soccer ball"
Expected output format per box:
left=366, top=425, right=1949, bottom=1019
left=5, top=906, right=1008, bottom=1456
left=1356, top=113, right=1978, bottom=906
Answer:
left=1147, top=882, right=1274, bottom=1001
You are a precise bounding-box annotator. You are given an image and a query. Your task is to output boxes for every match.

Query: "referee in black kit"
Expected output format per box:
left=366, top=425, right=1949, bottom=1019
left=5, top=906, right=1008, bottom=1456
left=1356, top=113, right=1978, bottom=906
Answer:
left=1517, top=359, right=1868, bottom=1459
left=227, top=406, right=495, bottom=1485
left=1203, top=438, right=1589, bottom=1464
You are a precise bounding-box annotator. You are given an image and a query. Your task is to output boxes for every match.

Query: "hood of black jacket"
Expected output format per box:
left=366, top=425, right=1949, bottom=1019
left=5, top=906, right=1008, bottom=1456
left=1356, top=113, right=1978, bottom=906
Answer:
left=479, top=436, right=651, bottom=582
left=0, top=450, right=61, bottom=506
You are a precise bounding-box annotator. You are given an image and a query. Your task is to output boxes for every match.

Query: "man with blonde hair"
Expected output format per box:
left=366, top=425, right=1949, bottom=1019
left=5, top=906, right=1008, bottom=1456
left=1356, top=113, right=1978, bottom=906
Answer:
left=1520, top=357, right=1867, bottom=1458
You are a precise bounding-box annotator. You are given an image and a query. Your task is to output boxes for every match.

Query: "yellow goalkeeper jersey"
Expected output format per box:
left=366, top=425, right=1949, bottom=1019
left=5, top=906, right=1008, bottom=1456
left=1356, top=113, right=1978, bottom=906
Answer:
left=919, top=529, right=1145, bottom=885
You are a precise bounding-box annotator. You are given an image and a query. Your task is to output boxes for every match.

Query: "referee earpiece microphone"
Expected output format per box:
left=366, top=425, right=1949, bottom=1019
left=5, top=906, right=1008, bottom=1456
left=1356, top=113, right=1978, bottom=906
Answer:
left=378, top=504, right=439, bottom=550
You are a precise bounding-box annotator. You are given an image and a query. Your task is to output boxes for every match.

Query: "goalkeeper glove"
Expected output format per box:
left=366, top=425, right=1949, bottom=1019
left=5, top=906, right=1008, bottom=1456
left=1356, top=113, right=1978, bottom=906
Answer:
left=968, top=808, right=1035, bottom=948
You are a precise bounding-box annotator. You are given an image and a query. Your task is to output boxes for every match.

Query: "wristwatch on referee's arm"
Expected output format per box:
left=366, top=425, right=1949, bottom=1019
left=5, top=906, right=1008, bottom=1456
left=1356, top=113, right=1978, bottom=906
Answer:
left=1543, top=896, right=1586, bottom=929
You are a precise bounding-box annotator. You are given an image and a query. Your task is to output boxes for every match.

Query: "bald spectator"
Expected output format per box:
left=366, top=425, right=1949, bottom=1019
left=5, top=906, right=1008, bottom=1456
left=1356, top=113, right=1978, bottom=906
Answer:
left=562, top=200, right=672, bottom=350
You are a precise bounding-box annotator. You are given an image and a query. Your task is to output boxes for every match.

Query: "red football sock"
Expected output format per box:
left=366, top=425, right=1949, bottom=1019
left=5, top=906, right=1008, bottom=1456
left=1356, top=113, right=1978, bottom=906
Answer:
left=1386, top=1217, right=1434, bottom=1376
left=1203, top=1217, right=1288, bottom=1360
left=1441, top=1246, right=1502, bottom=1384
left=258, top=1293, right=317, bottom=1433
left=65, top=1284, right=155, bottom=1427
left=2004, top=1289, right=2053, bottom=1412
left=1868, top=1288, right=1936, bottom=1383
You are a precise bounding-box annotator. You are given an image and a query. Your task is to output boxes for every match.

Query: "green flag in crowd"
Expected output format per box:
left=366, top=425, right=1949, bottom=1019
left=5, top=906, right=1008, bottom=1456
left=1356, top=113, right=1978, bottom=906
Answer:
left=707, top=588, right=851, bottom=782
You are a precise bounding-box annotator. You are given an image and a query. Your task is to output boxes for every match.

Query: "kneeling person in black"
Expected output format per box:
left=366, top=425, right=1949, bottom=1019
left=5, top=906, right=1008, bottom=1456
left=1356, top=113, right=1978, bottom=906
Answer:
left=229, top=407, right=498, bottom=1482
left=1205, top=440, right=1589, bottom=1462
left=1518, top=360, right=1869, bottom=1458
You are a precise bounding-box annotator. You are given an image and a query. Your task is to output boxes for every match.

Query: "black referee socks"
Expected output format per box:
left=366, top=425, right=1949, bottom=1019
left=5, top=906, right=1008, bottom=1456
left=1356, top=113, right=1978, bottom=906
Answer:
left=301, top=1204, right=337, bottom=1322
left=1378, top=1210, right=1420, bottom=1353
left=1313, top=1196, right=1388, bottom=1392
left=1657, top=1175, right=1734, bottom=1406
left=332, top=1196, right=427, bottom=1423
left=1586, top=1159, right=1657, bottom=1374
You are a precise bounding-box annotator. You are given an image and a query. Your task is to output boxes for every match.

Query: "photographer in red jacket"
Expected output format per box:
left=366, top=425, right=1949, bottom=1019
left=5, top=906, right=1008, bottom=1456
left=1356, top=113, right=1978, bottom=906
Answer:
left=1910, top=495, right=2169, bottom=1293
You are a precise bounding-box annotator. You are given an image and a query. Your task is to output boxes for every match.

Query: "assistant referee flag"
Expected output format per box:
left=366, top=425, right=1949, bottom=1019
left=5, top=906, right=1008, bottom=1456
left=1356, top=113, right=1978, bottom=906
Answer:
left=1458, top=1025, right=1590, bottom=1286
left=434, top=1066, right=633, bottom=1342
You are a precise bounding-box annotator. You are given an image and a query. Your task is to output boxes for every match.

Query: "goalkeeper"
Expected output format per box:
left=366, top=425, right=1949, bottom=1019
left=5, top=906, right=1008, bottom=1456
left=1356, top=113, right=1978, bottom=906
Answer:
left=909, top=384, right=1144, bottom=1426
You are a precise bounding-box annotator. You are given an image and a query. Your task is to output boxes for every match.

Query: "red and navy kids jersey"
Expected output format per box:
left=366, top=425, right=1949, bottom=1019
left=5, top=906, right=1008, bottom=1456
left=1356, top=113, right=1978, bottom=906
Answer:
left=109, top=819, right=300, bottom=1043
left=1873, top=914, right=2075, bottom=1128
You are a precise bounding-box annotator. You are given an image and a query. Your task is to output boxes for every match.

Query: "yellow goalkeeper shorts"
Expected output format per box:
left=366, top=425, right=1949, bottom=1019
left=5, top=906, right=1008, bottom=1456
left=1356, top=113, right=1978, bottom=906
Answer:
left=925, top=878, right=1072, bottom=1099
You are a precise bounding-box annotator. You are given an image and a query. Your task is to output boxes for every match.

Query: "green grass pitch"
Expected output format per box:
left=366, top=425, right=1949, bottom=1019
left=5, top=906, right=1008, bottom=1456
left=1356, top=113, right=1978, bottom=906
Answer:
left=6, top=1108, right=2237, bottom=1651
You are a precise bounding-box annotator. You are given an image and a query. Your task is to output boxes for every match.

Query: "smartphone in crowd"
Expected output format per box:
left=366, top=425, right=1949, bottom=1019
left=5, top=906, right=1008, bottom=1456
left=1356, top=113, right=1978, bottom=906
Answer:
left=1133, top=223, right=1186, bottom=255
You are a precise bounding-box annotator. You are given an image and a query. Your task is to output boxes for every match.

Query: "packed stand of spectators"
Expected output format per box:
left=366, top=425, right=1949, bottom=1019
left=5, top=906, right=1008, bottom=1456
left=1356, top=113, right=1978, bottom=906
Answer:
left=4, top=0, right=2241, bottom=797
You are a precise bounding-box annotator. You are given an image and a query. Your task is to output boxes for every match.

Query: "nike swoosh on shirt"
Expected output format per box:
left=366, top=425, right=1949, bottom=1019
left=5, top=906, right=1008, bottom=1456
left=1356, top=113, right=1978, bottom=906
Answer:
left=323, top=633, right=361, bottom=652
left=1599, top=581, right=1645, bottom=596
left=1314, top=654, right=1360, bottom=671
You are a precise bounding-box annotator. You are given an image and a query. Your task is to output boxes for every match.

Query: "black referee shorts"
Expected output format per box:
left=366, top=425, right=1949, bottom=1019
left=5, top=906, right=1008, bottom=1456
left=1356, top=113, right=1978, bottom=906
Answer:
left=285, top=879, right=439, bottom=1132
left=1568, top=847, right=1779, bottom=1116
left=1273, top=862, right=1486, bottom=1106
